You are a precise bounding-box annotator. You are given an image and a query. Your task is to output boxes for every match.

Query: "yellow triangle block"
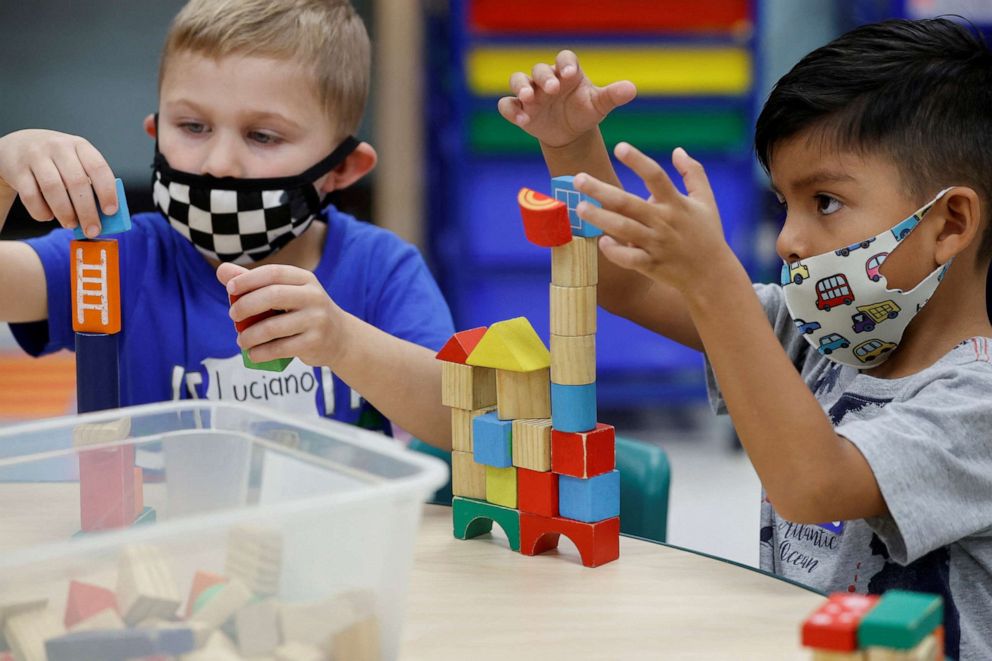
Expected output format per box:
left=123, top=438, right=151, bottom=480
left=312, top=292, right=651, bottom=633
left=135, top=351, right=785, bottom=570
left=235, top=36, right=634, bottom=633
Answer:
left=466, top=317, right=550, bottom=372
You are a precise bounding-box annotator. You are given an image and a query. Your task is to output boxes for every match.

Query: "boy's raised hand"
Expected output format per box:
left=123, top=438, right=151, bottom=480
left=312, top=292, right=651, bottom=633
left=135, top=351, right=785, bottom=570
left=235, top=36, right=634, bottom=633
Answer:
left=498, top=50, right=637, bottom=148
left=573, top=143, right=731, bottom=293
left=217, top=262, right=348, bottom=368
left=0, top=129, right=118, bottom=238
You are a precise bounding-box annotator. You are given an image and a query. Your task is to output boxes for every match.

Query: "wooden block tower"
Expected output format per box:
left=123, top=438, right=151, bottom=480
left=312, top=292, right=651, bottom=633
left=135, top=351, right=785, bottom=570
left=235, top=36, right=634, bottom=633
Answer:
left=438, top=181, right=620, bottom=568
left=70, top=178, right=142, bottom=532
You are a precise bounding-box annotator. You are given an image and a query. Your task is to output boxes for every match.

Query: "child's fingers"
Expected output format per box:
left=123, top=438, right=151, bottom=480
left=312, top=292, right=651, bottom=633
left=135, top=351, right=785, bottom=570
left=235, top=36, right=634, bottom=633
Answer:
left=13, top=173, right=54, bottom=222
left=238, top=310, right=300, bottom=353
left=497, top=96, right=528, bottom=126
left=576, top=201, right=653, bottom=247
left=598, top=235, right=653, bottom=274
left=554, top=50, right=580, bottom=81
left=216, top=262, right=249, bottom=287
left=52, top=149, right=101, bottom=238
left=672, top=147, right=715, bottom=204
left=572, top=172, right=663, bottom=226
left=595, top=81, right=637, bottom=114
left=242, top=332, right=298, bottom=363
left=31, top=159, right=78, bottom=229
left=224, top=263, right=311, bottom=296
left=530, top=63, right=559, bottom=94
left=76, top=141, right=118, bottom=215
left=613, top=142, right=681, bottom=204
left=508, top=72, right=535, bottom=103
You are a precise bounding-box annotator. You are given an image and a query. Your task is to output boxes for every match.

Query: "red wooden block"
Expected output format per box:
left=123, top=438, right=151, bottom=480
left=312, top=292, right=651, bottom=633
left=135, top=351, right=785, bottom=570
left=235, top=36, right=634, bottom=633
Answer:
left=551, top=423, right=615, bottom=478
left=79, top=445, right=136, bottom=532
left=229, top=292, right=282, bottom=333
left=186, top=570, right=228, bottom=617
left=519, top=512, right=619, bottom=568
left=64, top=580, right=118, bottom=629
left=518, top=188, right=572, bottom=248
left=517, top=468, right=558, bottom=517
left=436, top=327, right=488, bottom=364
left=801, top=593, right=880, bottom=652
left=133, top=466, right=144, bottom=518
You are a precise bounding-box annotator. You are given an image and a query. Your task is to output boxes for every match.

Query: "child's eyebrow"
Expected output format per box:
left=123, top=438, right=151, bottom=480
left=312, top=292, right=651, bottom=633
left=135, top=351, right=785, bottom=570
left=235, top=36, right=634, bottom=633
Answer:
left=782, top=171, right=857, bottom=193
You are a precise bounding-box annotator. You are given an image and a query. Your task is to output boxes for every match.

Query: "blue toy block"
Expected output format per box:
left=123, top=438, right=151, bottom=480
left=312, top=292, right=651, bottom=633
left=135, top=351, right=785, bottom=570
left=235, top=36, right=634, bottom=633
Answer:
left=46, top=627, right=196, bottom=661
left=551, top=175, right=603, bottom=238
left=472, top=412, right=513, bottom=467
left=558, top=470, right=620, bottom=523
left=75, top=332, right=119, bottom=413
left=73, top=178, right=131, bottom=239
left=551, top=382, right=597, bottom=433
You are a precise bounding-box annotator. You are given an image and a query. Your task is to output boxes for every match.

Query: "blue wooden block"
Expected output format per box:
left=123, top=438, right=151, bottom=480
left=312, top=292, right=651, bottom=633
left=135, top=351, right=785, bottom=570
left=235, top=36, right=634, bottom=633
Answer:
left=551, top=175, right=603, bottom=238
left=472, top=412, right=513, bottom=467
left=558, top=470, right=620, bottom=523
left=75, top=332, right=119, bottom=413
left=46, top=627, right=195, bottom=661
left=551, top=382, right=596, bottom=433
left=73, top=178, right=131, bottom=239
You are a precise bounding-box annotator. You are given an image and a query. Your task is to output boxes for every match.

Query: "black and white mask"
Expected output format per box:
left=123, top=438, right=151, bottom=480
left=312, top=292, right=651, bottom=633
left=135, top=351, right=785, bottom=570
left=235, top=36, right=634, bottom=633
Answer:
left=151, top=134, right=359, bottom=264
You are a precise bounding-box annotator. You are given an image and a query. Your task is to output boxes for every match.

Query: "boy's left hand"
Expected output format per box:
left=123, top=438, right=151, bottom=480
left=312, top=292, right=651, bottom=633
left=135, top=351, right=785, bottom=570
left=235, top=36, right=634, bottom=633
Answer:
left=217, top=263, right=347, bottom=367
left=573, top=142, right=736, bottom=294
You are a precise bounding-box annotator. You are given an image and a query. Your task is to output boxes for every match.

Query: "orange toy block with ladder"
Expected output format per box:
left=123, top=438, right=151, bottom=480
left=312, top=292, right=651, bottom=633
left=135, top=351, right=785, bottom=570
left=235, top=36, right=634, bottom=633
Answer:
left=70, top=239, right=121, bottom=334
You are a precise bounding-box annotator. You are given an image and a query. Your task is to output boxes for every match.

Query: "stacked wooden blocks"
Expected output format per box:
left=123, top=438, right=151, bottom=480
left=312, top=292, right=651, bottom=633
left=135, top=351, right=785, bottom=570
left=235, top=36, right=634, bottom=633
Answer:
left=0, top=526, right=379, bottom=660
left=439, top=180, right=619, bottom=568
left=801, top=590, right=944, bottom=660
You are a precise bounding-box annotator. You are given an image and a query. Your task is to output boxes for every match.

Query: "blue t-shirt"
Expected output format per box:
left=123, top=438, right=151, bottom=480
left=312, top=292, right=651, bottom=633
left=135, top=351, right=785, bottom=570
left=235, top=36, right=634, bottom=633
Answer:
left=11, top=208, right=454, bottom=432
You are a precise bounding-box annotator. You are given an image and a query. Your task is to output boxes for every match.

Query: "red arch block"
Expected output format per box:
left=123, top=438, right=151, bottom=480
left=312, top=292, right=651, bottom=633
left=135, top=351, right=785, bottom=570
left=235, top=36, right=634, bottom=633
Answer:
left=518, top=188, right=572, bottom=248
left=519, top=512, right=619, bottom=567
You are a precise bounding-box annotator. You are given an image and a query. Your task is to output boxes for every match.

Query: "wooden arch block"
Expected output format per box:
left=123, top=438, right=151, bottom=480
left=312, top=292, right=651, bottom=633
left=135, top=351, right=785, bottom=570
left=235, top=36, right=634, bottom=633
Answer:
left=519, top=513, right=619, bottom=568
left=452, top=497, right=521, bottom=551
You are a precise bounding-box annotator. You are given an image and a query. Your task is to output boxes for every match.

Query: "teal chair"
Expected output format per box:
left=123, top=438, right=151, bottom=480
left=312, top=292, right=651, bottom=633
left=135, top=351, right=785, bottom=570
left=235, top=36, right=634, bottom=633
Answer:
left=408, top=435, right=670, bottom=543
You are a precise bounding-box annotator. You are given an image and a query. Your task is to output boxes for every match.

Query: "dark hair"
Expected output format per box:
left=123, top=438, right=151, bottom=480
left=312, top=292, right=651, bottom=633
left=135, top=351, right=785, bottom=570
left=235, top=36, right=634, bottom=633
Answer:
left=755, top=18, right=992, bottom=263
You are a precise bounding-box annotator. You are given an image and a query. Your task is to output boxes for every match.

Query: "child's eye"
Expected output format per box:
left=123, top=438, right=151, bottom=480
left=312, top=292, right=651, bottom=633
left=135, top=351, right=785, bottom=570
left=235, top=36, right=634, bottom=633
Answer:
left=816, top=194, right=843, bottom=215
left=179, top=122, right=207, bottom=135
left=248, top=131, right=281, bottom=145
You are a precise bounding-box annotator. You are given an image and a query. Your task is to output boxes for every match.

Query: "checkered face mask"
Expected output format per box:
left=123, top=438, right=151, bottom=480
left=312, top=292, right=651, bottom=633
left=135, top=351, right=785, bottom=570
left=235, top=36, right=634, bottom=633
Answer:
left=152, top=136, right=359, bottom=264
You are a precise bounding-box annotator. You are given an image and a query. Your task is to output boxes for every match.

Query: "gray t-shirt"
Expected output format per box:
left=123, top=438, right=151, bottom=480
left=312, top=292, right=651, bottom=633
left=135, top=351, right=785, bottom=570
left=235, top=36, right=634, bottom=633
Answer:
left=705, top=283, right=992, bottom=661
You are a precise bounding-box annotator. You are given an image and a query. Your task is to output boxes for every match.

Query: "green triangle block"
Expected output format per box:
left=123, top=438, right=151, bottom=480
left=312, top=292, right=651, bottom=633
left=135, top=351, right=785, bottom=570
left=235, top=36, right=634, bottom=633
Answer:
left=241, top=349, right=292, bottom=372
left=858, top=590, right=943, bottom=649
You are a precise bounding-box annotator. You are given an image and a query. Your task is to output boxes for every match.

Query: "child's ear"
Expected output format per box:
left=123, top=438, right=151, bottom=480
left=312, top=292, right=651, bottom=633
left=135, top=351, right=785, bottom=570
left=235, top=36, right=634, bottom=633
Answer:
left=143, top=114, right=157, bottom=139
left=935, top=187, right=982, bottom=265
left=319, top=142, right=377, bottom=194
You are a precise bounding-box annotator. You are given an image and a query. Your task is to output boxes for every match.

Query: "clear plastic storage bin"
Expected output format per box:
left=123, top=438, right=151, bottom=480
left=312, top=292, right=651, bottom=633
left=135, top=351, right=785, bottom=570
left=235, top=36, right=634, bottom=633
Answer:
left=0, top=401, right=449, bottom=660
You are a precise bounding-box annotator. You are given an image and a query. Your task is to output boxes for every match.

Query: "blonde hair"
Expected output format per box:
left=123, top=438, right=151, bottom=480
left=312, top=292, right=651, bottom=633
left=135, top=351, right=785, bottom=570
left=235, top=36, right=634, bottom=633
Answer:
left=160, top=0, right=370, bottom=138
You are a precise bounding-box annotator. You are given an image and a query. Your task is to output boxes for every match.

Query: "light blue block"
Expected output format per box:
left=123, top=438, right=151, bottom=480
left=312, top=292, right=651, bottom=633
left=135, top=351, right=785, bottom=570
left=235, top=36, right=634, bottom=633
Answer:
left=551, top=175, right=603, bottom=238
left=73, top=178, right=131, bottom=239
left=559, top=470, right=620, bottom=523
left=472, top=412, right=513, bottom=467
left=551, top=382, right=597, bottom=433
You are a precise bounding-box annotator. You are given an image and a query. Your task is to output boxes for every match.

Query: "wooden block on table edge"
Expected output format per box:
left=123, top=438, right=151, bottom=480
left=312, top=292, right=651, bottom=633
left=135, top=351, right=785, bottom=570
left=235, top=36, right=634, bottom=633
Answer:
left=550, top=284, right=596, bottom=336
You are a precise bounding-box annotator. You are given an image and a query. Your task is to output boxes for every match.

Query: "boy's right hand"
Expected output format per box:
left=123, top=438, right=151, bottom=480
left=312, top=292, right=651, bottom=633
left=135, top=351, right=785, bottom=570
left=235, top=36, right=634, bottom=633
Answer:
left=0, top=129, right=118, bottom=238
left=497, top=50, right=637, bottom=149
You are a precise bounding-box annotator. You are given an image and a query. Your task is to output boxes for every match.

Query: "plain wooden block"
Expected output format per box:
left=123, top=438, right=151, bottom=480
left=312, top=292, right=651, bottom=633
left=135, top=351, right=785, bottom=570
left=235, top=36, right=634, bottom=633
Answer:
left=452, top=450, right=487, bottom=499
left=486, top=465, right=517, bottom=508
left=550, top=334, right=596, bottom=385
left=4, top=607, right=63, bottom=661
left=495, top=368, right=550, bottom=420
left=511, top=418, right=552, bottom=472
left=332, top=616, right=380, bottom=661
left=550, top=284, right=596, bottom=336
left=451, top=406, right=495, bottom=453
left=190, top=579, right=252, bottom=630
left=116, top=544, right=182, bottom=625
left=274, top=641, right=327, bottom=661
left=226, top=525, right=283, bottom=596
left=441, top=362, right=497, bottom=410
left=71, top=416, right=131, bottom=447
left=235, top=599, right=281, bottom=657
left=551, top=236, right=598, bottom=286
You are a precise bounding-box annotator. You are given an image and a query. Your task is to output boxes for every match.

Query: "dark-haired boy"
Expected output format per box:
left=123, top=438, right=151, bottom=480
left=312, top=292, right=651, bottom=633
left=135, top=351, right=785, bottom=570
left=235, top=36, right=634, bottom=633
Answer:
left=500, top=18, right=992, bottom=658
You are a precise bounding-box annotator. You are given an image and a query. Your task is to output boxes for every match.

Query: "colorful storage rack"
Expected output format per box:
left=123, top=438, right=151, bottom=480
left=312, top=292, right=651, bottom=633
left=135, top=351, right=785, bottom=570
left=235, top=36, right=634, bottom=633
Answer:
left=427, top=0, right=763, bottom=406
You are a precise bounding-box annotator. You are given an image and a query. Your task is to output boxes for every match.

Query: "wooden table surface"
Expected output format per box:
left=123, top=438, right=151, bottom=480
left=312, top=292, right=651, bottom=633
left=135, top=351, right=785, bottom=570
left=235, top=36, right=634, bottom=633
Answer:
left=401, top=505, right=823, bottom=660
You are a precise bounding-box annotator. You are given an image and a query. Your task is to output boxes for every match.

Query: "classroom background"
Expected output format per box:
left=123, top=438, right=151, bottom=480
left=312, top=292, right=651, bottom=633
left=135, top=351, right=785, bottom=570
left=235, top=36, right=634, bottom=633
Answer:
left=1, top=0, right=990, bottom=569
